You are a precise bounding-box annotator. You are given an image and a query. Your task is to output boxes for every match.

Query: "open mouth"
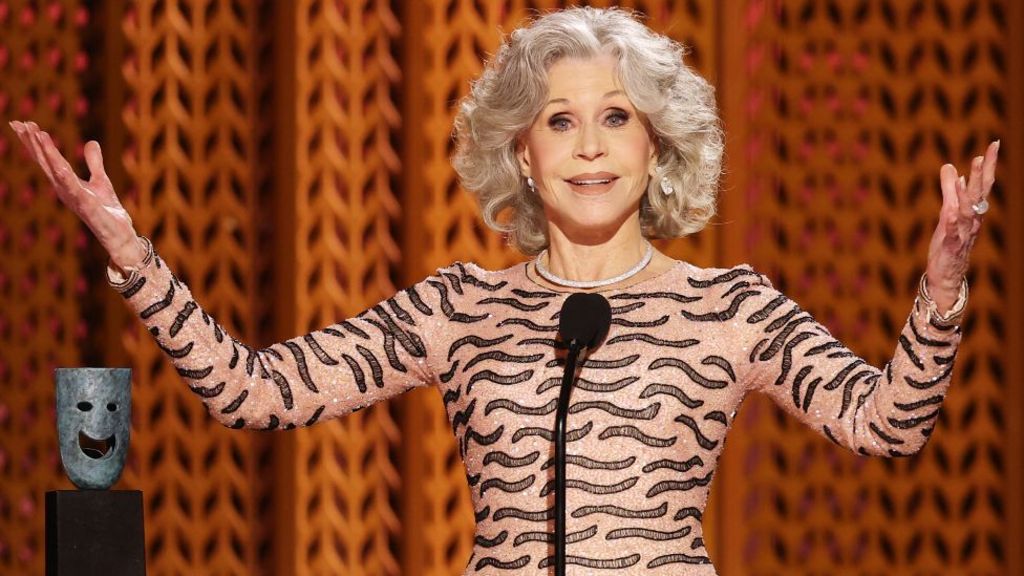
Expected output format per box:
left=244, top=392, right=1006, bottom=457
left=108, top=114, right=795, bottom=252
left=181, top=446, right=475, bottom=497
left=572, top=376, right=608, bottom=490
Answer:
left=565, top=177, right=618, bottom=194
left=78, top=431, right=116, bottom=459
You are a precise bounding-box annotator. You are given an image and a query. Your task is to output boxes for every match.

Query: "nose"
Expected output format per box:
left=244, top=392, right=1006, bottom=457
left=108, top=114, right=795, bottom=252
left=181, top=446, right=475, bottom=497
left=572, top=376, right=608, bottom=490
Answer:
left=572, top=121, right=606, bottom=161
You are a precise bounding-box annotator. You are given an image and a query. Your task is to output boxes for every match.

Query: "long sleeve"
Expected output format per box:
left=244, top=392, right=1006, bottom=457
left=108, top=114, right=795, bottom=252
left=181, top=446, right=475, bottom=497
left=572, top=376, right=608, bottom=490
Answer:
left=106, top=242, right=447, bottom=431
left=740, top=270, right=966, bottom=457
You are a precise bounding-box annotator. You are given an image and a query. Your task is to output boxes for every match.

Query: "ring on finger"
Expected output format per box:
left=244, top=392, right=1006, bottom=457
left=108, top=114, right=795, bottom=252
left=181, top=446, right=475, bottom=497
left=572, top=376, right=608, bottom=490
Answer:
left=971, top=198, right=989, bottom=215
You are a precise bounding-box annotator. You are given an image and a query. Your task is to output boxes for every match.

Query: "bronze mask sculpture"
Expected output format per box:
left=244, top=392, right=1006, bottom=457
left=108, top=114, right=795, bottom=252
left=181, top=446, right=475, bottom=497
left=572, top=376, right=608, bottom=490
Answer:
left=55, top=368, right=131, bottom=490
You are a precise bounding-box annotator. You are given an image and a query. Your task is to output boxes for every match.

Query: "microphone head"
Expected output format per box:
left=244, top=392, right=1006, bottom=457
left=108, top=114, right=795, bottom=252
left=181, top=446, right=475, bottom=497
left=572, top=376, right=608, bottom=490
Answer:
left=558, top=292, right=612, bottom=350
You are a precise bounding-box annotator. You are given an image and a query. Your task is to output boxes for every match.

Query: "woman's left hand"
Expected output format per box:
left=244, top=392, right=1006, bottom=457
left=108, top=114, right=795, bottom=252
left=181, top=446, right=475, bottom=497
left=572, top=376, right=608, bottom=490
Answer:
left=925, top=140, right=1000, bottom=313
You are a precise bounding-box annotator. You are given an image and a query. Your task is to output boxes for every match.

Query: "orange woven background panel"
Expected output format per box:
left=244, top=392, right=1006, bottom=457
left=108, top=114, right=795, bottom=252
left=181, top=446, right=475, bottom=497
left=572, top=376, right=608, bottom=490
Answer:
left=0, top=1, right=1020, bottom=575
left=119, top=1, right=270, bottom=574
left=283, top=1, right=405, bottom=574
left=716, top=1, right=1013, bottom=574
left=0, top=2, right=88, bottom=574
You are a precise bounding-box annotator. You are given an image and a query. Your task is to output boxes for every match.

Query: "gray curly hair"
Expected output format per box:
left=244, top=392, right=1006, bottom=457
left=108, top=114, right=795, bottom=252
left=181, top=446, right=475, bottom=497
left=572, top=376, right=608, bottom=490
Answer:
left=452, top=7, right=724, bottom=256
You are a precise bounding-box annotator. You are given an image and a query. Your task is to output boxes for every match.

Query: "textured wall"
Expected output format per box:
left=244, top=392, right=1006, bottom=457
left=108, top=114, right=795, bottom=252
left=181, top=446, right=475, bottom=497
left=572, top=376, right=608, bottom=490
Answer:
left=716, top=1, right=1015, bottom=574
left=0, top=0, right=90, bottom=571
left=0, top=1, right=1019, bottom=575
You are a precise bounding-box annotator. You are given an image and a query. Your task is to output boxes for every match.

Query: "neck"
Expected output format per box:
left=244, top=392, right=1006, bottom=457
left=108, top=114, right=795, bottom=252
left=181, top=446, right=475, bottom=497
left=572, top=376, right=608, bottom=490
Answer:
left=543, top=215, right=647, bottom=282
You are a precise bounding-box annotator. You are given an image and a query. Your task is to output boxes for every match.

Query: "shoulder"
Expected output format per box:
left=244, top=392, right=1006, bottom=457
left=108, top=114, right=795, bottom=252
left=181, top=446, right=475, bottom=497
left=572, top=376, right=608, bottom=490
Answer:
left=678, top=263, right=792, bottom=321
left=681, top=262, right=775, bottom=290
left=436, top=260, right=505, bottom=277
left=423, top=260, right=518, bottom=293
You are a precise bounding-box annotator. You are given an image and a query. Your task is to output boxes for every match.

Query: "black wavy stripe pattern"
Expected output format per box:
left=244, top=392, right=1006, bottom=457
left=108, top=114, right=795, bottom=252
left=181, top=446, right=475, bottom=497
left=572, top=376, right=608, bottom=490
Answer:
left=741, top=269, right=958, bottom=459
left=444, top=267, right=786, bottom=572
left=128, top=258, right=955, bottom=573
left=126, top=254, right=443, bottom=432
left=457, top=266, right=955, bottom=572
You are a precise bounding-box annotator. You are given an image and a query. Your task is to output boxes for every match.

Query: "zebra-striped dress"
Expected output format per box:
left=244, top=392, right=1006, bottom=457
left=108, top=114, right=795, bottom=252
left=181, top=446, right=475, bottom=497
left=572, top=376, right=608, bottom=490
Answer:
left=109, top=246, right=963, bottom=575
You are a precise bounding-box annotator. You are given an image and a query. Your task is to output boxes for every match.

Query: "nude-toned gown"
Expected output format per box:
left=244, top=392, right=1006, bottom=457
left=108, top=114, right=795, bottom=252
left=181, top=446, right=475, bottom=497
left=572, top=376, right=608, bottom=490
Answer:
left=108, top=245, right=963, bottom=575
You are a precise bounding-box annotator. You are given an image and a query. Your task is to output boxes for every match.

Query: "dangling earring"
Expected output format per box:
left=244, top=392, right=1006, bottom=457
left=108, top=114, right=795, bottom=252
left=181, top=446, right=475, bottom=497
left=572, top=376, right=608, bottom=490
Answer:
left=527, top=176, right=536, bottom=192
left=660, top=176, right=674, bottom=196
left=656, top=167, right=674, bottom=195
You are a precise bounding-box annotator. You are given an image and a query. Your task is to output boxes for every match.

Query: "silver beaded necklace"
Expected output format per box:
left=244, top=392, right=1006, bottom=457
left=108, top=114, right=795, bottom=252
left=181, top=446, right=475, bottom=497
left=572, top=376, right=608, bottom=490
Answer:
left=534, top=241, right=654, bottom=289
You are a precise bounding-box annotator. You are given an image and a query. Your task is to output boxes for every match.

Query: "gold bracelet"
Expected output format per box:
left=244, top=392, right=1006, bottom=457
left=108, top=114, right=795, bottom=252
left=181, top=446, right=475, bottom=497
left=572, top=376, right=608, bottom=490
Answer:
left=106, top=235, right=155, bottom=289
left=918, top=272, right=968, bottom=328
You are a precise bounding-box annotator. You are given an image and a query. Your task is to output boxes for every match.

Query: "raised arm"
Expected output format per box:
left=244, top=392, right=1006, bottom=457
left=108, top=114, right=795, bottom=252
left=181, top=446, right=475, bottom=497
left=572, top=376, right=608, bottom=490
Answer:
left=8, top=120, right=446, bottom=430
left=742, top=276, right=965, bottom=456
left=106, top=239, right=445, bottom=430
left=740, top=142, right=998, bottom=456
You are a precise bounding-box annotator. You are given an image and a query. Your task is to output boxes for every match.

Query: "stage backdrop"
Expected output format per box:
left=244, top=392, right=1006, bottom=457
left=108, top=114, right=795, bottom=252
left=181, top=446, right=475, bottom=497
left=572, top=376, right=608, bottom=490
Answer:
left=0, top=1, right=1021, bottom=575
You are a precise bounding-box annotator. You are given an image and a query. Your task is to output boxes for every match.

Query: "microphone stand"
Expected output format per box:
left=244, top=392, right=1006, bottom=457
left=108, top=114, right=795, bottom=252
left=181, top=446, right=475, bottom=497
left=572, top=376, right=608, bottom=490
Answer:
left=552, top=291, right=610, bottom=576
left=553, top=338, right=584, bottom=576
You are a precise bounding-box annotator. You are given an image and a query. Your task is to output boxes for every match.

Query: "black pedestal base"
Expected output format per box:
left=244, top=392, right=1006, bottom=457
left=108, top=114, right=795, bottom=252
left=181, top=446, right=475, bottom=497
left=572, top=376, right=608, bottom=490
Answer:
left=46, top=490, right=146, bottom=576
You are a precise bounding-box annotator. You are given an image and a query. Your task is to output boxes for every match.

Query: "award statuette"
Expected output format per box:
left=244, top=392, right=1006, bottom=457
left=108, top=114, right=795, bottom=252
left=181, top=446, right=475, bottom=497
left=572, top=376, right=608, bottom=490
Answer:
left=46, top=368, right=146, bottom=576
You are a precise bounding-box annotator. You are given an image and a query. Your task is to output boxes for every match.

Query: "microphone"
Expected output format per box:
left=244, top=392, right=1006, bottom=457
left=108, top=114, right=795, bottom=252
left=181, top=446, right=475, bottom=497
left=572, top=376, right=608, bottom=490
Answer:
left=554, top=292, right=611, bottom=576
left=558, top=292, right=612, bottom=352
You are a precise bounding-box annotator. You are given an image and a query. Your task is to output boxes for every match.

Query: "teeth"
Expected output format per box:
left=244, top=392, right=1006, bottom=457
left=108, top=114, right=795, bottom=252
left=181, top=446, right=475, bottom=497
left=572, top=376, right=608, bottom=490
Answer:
left=570, top=179, right=612, bottom=185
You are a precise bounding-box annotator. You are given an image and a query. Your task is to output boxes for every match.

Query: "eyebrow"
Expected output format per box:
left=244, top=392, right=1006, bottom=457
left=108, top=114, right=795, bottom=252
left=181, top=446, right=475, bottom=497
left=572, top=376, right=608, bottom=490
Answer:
left=545, top=90, right=625, bottom=106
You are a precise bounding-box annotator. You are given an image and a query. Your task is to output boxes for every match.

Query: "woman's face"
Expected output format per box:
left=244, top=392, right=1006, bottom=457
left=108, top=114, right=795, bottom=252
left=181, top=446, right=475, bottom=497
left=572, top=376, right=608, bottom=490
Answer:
left=517, top=52, right=657, bottom=243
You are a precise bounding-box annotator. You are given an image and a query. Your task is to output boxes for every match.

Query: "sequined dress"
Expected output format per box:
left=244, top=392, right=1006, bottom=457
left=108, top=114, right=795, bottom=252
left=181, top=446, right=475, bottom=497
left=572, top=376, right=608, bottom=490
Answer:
left=107, top=247, right=964, bottom=575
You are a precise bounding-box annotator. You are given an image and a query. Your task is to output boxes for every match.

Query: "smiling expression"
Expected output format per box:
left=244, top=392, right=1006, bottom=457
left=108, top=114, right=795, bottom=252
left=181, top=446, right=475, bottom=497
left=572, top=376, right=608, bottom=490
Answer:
left=517, top=52, right=658, bottom=242
left=55, top=368, right=132, bottom=489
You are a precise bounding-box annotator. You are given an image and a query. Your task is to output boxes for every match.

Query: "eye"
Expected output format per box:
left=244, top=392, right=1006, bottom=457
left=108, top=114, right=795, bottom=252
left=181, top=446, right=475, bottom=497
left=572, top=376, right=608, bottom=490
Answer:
left=107, top=403, right=118, bottom=412
left=77, top=402, right=93, bottom=412
left=605, top=110, right=630, bottom=127
left=548, top=115, right=572, bottom=132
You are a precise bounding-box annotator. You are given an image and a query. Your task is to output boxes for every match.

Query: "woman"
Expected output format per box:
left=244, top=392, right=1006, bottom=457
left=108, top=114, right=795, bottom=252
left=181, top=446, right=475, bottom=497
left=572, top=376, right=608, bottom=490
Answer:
left=9, top=7, right=998, bottom=575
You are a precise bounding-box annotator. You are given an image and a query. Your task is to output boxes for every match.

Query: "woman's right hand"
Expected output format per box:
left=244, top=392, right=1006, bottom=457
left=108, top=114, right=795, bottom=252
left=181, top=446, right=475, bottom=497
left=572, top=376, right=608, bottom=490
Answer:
left=8, top=121, right=146, bottom=270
